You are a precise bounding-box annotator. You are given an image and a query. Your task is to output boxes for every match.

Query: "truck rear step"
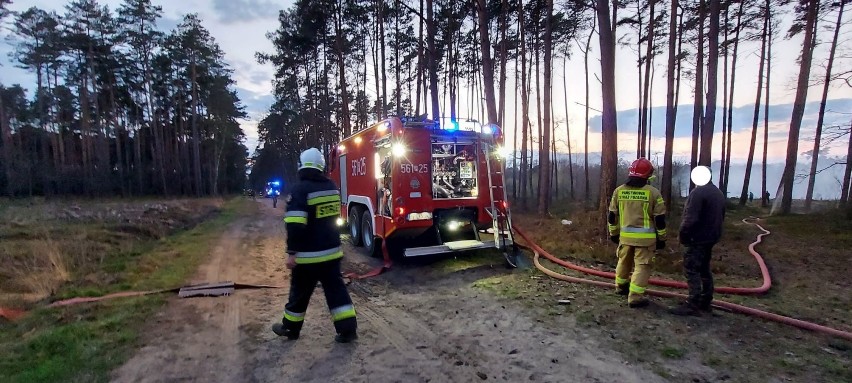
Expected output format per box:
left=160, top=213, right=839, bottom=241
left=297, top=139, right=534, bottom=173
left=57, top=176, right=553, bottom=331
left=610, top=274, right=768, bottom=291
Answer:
left=403, top=239, right=514, bottom=257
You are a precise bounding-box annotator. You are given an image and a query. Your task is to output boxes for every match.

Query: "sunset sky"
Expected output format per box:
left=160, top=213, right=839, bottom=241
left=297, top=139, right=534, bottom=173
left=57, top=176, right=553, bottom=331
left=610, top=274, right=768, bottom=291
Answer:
left=2, top=0, right=850, bottom=165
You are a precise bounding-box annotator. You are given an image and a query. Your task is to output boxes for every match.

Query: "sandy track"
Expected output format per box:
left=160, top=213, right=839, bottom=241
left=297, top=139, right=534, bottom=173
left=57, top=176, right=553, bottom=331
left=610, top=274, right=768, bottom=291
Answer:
left=112, top=199, right=664, bottom=383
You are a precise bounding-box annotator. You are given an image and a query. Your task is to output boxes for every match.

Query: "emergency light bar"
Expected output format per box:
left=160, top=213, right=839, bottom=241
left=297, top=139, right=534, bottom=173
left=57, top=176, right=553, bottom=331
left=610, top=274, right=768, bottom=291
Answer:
left=434, top=118, right=502, bottom=137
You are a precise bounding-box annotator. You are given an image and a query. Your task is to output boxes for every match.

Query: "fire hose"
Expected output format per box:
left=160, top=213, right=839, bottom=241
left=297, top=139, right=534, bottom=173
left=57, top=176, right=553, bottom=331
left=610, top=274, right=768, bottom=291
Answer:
left=513, top=220, right=852, bottom=342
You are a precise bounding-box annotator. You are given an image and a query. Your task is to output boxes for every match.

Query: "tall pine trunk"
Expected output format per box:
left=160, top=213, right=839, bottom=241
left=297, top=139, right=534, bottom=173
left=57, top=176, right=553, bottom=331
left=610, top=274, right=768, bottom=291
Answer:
left=775, top=0, right=819, bottom=215
left=723, top=0, right=744, bottom=192
left=699, top=0, right=720, bottom=167
left=476, top=0, right=498, bottom=125
left=497, top=0, right=509, bottom=127
left=839, top=117, right=852, bottom=208
left=0, top=95, right=12, bottom=196
left=191, top=57, right=202, bottom=197
left=563, top=56, right=575, bottom=200
left=805, top=0, right=845, bottom=211
left=583, top=12, right=595, bottom=202
left=415, top=0, right=424, bottom=116
left=739, top=1, right=768, bottom=206
left=334, top=2, right=352, bottom=136
left=691, top=0, right=705, bottom=179
left=662, top=0, right=678, bottom=212
left=597, top=0, right=618, bottom=212
left=426, top=0, right=440, bottom=120
left=640, top=0, right=656, bottom=159
left=720, top=5, right=729, bottom=187
left=539, top=0, right=554, bottom=215
left=519, top=0, right=530, bottom=208
left=762, top=17, right=772, bottom=208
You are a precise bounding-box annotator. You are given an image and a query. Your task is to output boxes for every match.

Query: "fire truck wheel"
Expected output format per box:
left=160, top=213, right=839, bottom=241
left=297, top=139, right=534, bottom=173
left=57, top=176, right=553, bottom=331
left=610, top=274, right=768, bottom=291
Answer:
left=361, top=212, right=379, bottom=257
left=349, top=206, right=364, bottom=247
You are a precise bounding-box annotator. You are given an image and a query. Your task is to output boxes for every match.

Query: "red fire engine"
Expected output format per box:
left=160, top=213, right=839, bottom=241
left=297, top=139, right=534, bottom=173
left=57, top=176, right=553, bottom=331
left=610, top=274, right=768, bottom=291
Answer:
left=327, top=117, right=517, bottom=263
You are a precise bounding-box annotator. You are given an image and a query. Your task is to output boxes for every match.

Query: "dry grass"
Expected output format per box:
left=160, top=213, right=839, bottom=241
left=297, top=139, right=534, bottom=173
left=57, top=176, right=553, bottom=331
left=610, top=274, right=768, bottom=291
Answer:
left=491, top=200, right=852, bottom=382
left=0, top=198, right=224, bottom=308
left=0, top=198, right=253, bottom=383
left=4, top=238, right=71, bottom=302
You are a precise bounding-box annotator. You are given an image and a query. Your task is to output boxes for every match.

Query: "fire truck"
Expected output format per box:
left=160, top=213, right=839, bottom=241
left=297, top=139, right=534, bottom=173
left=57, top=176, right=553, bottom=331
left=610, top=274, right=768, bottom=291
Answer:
left=327, top=116, right=517, bottom=264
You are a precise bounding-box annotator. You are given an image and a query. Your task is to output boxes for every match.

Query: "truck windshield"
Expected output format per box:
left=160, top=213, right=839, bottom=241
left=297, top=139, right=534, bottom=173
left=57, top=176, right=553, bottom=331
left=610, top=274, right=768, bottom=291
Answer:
left=431, top=141, right=478, bottom=199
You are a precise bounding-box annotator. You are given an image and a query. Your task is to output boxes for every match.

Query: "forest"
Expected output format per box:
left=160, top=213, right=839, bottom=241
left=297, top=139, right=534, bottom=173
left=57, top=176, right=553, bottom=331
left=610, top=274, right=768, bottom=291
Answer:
left=250, top=0, right=851, bottom=217
left=1, top=0, right=850, bottom=217
left=0, top=0, right=248, bottom=197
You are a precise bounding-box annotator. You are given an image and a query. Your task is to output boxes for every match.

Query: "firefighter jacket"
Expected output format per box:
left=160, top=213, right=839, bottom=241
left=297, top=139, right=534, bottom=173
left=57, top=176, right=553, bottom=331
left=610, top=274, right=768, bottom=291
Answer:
left=679, top=182, right=726, bottom=246
left=608, top=183, right=667, bottom=247
left=283, top=172, right=343, bottom=264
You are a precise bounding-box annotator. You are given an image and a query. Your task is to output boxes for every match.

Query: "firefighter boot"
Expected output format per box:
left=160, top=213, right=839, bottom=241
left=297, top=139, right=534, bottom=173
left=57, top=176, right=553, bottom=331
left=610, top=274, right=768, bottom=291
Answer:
left=698, top=300, right=714, bottom=314
left=615, top=283, right=629, bottom=296
left=669, top=301, right=702, bottom=316
left=614, top=246, right=634, bottom=297
left=272, top=323, right=300, bottom=340
left=628, top=297, right=650, bottom=308
left=627, top=258, right=651, bottom=308
left=334, top=332, right=358, bottom=344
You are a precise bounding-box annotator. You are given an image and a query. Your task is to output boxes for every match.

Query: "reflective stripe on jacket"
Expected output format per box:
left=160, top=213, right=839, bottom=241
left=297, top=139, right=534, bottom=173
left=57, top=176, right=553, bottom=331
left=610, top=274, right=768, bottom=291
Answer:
left=285, top=175, right=343, bottom=263
left=608, top=184, right=666, bottom=246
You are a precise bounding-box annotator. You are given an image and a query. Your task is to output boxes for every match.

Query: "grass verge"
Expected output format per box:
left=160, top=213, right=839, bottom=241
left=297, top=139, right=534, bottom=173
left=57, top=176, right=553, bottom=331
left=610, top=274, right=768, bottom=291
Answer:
left=0, top=198, right=255, bottom=383
left=472, top=200, right=851, bottom=382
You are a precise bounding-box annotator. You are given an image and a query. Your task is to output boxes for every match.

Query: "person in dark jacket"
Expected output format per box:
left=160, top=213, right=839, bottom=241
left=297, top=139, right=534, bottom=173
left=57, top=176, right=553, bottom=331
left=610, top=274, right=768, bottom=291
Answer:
left=272, top=148, right=358, bottom=343
left=670, top=166, right=726, bottom=316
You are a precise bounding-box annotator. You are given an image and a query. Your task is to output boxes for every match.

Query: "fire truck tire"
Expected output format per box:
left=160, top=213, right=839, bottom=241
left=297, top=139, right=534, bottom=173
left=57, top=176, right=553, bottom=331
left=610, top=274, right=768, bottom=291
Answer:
left=349, top=206, right=364, bottom=247
left=361, top=212, right=380, bottom=257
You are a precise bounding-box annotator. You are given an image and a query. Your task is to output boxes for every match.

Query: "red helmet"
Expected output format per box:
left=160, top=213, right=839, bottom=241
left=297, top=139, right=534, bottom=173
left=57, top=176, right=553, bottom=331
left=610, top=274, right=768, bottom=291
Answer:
left=628, top=158, right=654, bottom=178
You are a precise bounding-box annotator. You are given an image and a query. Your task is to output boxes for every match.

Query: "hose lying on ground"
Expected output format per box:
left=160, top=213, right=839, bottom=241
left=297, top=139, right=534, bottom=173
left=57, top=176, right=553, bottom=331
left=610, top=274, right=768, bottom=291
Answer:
left=517, top=218, right=771, bottom=295
left=514, top=222, right=852, bottom=342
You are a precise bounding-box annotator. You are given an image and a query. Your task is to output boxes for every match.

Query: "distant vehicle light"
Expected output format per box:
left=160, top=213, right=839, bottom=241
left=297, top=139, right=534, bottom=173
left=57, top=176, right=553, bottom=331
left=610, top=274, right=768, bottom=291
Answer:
left=447, top=220, right=460, bottom=231
left=336, top=217, right=345, bottom=226
left=355, top=136, right=363, bottom=144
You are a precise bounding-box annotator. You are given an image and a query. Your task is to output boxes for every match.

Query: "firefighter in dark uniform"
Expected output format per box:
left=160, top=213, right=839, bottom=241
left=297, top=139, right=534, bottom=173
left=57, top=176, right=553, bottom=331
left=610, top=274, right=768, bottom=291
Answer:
left=272, top=148, right=358, bottom=343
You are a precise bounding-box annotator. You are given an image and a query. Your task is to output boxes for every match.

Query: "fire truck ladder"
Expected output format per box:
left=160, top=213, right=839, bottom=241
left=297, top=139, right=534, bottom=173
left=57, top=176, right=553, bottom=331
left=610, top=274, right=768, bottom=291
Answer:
left=483, top=142, right=519, bottom=268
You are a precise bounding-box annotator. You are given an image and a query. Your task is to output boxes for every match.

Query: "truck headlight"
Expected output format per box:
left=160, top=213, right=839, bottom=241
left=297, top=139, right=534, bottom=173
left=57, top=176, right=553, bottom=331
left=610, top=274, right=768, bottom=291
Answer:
left=496, top=146, right=512, bottom=159
left=392, top=142, right=407, bottom=158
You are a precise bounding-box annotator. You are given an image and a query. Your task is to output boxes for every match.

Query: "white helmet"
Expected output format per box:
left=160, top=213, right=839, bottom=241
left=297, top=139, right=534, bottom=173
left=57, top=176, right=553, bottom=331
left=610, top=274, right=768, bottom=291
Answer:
left=299, top=148, right=325, bottom=171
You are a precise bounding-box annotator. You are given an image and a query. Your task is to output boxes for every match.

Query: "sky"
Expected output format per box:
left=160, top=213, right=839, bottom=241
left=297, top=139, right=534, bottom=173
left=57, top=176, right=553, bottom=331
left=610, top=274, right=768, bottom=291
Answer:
left=1, top=0, right=851, bottom=165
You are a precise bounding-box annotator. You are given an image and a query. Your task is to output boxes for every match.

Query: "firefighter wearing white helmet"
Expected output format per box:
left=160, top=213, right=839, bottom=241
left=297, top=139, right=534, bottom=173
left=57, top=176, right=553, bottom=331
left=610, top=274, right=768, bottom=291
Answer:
left=272, top=147, right=358, bottom=343
left=607, top=158, right=667, bottom=308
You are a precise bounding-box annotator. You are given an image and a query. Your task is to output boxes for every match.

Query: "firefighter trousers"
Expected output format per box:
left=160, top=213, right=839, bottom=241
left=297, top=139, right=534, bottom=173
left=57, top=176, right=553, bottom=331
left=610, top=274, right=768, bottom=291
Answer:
left=281, top=259, right=357, bottom=336
left=683, top=243, right=715, bottom=308
left=615, top=244, right=655, bottom=304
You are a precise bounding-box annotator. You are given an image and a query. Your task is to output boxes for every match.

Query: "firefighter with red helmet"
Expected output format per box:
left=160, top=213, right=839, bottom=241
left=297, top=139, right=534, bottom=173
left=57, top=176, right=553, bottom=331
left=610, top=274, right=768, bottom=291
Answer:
left=607, top=158, right=667, bottom=308
left=272, top=148, right=358, bottom=343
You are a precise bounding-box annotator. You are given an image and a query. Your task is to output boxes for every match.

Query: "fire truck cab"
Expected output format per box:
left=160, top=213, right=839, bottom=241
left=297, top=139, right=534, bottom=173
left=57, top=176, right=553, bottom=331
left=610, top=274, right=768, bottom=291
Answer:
left=328, top=117, right=515, bottom=259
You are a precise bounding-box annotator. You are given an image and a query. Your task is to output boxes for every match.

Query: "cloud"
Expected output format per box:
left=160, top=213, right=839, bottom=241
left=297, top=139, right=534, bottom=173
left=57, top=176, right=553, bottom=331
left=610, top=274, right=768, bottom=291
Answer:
left=235, top=87, right=274, bottom=118
left=211, top=0, right=280, bottom=24
left=156, top=15, right=181, bottom=33
left=588, top=98, right=852, bottom=139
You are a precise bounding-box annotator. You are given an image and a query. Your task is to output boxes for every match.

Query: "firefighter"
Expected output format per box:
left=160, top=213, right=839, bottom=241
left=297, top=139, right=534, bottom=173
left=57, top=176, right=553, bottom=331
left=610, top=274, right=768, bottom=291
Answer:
left=272, top=148, right=358, bottom=343
left=607, top=158, right=667, bottom=308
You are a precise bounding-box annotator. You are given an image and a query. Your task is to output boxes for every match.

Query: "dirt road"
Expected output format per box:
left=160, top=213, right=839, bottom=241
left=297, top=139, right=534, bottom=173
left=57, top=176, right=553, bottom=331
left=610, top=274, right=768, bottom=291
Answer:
left=112, top=199, right=664, bottom=383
